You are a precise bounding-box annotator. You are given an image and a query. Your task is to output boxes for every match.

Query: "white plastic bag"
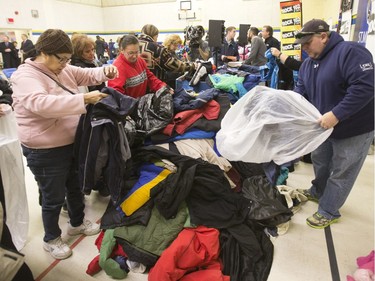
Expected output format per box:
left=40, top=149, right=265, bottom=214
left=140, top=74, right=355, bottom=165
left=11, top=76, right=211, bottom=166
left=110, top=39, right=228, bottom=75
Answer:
left=216, top=86, right=333, bottom=165
left=0, top=110, right=29, bottom=250
left=0, top=109, right=18, bottom=146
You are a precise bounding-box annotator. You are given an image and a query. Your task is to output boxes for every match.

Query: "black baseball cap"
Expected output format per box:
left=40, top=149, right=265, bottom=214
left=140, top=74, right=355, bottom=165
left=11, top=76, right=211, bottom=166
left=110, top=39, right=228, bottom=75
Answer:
left=295, top=19, right=330, bottom=44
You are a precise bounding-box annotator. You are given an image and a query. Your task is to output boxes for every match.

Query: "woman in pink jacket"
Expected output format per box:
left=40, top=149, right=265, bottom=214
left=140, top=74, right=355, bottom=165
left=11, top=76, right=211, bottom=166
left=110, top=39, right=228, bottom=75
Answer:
left=11, top=29, right=118, bottom=260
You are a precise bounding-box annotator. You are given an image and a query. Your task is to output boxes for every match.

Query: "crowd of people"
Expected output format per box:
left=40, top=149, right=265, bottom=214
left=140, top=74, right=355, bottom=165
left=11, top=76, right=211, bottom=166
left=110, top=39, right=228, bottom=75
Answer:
left=0, top=18, right=373, bottom=281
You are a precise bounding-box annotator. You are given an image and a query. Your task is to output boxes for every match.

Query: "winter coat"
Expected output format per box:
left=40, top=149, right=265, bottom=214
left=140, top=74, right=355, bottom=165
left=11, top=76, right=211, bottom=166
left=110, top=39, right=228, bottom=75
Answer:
left=11, top=58, right=108, bottom=149
left=294, top=31, right=374, bottom=139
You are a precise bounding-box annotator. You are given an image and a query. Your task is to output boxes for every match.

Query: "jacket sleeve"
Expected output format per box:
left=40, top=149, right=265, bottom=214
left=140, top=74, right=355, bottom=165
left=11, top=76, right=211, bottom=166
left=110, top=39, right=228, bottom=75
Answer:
left=143, top=60, right=166, bottom=92
left=68, top=65, right=108, bottom=88
left=161, top=48, right=194, bottom=73
left=293, top=62, right=308, bottom=99
left=331, top=46, right=374, bottom=121
left=284, top=56, right=302, bottom=71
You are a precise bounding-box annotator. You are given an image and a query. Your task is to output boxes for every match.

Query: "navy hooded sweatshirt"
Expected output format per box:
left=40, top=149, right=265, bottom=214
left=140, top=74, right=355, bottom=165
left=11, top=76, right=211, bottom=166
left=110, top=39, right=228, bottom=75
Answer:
left=294, top=31, right=374, bottom=139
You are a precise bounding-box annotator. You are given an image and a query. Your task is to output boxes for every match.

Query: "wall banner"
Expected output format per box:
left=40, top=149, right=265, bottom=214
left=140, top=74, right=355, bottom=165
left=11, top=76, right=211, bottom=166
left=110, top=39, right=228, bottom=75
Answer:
left=279, top=1, right=302, bottom=60
left=351, top=0, right=373, bottom=46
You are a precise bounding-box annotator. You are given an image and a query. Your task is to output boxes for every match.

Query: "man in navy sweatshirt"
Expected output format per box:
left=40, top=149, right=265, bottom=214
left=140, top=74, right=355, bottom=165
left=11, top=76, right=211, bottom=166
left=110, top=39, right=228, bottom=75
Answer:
left=294, top=19, right=374, bottom=229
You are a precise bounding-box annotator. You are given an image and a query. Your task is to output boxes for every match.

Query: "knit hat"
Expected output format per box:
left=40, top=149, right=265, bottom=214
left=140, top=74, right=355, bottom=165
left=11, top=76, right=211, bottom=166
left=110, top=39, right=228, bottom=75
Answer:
left=141, top=24, right=159, bottom=38
left=294, top=19, right=330, bottom=44
left=35, top=29, right=73, bottom=54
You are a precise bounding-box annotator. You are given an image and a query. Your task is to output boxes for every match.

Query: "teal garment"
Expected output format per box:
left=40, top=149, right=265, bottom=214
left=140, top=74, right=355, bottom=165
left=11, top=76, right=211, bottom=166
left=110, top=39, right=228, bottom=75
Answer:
left=276, top=166, right=289, bottom=186
left=99, top=229, right=128, bottom=279
left=209, top=74, right=245, bottom=93
left=114, top=201, right=189, bottom=256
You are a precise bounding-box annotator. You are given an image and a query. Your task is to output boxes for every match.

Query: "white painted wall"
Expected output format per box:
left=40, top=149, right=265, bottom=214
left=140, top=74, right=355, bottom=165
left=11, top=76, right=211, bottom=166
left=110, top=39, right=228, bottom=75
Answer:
left=2, top=0, right=373, bottom=55
left=0, top=0, right=104, bottom=31
left=1, top=0, right=341, bottom=35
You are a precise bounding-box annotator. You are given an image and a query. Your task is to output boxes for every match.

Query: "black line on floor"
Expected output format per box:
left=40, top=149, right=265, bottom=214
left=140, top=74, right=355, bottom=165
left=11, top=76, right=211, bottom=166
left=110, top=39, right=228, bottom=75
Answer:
left=324, top=225, right=341, bottom=281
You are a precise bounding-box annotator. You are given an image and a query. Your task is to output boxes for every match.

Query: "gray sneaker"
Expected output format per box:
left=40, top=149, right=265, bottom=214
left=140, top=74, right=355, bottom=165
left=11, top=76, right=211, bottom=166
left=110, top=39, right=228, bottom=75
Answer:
left=67, top=219, right=100, bottom=236
left=296, top=189, right=319, bottom=203
left=43, top=236, right=72, bottom=260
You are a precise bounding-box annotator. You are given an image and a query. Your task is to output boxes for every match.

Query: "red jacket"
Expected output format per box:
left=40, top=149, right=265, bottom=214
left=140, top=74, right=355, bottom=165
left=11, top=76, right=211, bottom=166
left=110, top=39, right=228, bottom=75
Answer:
left=108, top=53, right=165, bottom=98
left=148, top=226, right=230, bottom=281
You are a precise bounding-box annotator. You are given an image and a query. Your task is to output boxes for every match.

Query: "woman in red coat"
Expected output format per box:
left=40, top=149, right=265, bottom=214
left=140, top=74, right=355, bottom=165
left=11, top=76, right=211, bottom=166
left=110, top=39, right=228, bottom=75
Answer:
left=108, top=35, right=171, bottom=98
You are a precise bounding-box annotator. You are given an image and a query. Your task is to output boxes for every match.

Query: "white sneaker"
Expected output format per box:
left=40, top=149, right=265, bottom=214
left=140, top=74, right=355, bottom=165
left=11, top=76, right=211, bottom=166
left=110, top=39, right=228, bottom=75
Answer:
left=67, top=219, right=100, bottom=236
left=43, top=236, right=72, bottom=260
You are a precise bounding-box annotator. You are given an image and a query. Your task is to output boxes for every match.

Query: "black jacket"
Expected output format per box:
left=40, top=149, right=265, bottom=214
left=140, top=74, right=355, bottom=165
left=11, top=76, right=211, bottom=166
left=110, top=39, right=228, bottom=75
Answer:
left=74, top=87, right=138, bottom=205
left=0, top=79, right=12, bottom=105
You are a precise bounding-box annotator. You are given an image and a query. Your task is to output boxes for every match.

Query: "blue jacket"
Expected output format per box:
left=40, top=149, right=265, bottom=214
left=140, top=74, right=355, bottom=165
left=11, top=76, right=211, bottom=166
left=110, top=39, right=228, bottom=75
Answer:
left=294, top=31, right=374, bottom=139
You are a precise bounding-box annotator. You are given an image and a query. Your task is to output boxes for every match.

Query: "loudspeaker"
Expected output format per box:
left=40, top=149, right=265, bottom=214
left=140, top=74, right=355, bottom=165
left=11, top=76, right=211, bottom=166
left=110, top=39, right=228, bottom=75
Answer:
left=208, top=20, right=225, bottom=48
left=238, top=24, right=251, bottom=46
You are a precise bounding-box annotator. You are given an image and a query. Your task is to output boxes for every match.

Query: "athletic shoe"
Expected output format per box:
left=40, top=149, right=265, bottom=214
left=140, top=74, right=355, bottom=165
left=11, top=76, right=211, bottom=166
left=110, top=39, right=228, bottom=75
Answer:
left=306, top=212, right=339, bottom=229
left=43, top=236, right=72, bottom=260
left=296, top=188, right=319, bottom=203
left=67, top=219, right=100, bottom=236
left=189, top=63, right=207, bottom=86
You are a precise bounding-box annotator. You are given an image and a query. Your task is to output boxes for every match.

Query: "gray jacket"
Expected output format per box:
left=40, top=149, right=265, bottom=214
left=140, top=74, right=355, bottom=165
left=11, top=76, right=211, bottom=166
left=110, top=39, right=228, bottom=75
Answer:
left=244, top=36, right=267, bottom=66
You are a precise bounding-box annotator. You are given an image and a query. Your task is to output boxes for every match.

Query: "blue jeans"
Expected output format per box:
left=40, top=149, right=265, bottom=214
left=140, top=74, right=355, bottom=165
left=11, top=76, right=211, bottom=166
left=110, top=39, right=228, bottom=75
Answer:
left=310, top=131, right=373, bottom=219
left=22, top=144, right=85, bottom=242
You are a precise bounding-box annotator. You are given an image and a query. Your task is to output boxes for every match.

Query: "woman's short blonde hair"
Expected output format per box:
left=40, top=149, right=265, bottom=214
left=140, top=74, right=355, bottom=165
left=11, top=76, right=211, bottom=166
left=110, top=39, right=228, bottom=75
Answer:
left=71, top=34, right=95, bottom=59
left=163, top=34, right=183, bottom=50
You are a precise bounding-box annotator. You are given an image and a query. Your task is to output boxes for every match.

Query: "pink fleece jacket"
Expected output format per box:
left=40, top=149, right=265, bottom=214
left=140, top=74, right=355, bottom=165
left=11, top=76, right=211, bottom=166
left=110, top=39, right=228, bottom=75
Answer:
left=11, top=59, right=108, bottom=149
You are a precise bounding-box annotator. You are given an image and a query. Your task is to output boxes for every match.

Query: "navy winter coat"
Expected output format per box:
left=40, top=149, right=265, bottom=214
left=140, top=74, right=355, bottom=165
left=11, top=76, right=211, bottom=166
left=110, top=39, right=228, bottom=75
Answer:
left=294, top=31, right=374, bottom=139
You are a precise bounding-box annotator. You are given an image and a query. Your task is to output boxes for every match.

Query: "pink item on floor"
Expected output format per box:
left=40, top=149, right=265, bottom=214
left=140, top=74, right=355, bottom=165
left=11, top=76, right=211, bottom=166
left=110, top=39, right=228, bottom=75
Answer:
left=347, top=250, right=374, bottom=281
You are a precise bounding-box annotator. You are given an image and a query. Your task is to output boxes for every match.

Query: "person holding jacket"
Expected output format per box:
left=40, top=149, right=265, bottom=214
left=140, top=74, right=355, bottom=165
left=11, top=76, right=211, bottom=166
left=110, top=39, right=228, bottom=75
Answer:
left=11, top=29, right=118, bottom=259
left=293, top=19, right=374, bottom=229
left=270, top=47, right=302, bottom=71
left=138, top=24, right=196, bottom=83
left=108, top=34, right=171, bottom=98
left=163, top=34, right=185, bottom=88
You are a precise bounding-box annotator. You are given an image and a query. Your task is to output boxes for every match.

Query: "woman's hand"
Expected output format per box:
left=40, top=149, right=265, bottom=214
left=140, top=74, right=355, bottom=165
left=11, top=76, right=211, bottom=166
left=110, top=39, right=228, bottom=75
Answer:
left=103, top=65, right=119, bottom=79
left=0, top=104, right=12, bottom=117
left=83, top=90, right=108, bottom=104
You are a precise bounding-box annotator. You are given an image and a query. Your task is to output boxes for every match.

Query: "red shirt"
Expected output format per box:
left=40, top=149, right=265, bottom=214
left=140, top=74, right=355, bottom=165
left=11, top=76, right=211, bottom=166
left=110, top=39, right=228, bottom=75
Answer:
left=108, top=53, right=165, bottom=98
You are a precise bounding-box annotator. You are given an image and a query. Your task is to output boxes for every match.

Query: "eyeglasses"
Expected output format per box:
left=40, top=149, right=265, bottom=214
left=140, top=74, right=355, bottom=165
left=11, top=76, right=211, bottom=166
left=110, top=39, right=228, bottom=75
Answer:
left=295, top=31, right=322, bottom=39
left=125, top=51, right=139, bottom=56
left=53, top=54, right=71, bottom=64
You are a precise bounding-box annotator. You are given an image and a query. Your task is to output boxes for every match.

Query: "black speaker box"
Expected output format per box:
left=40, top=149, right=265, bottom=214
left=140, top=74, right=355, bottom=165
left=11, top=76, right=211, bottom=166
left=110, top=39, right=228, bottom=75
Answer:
left=208, top=20, right=225, bottom=48
left=238, top=24, right=251, bottom=46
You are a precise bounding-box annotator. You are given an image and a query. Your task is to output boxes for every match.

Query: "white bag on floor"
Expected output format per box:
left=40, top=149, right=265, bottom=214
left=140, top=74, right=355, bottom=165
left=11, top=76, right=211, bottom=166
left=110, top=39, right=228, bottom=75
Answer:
left=0, top=110, right=29, bottom=251
left=216, top=86, right=333, bottom=165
